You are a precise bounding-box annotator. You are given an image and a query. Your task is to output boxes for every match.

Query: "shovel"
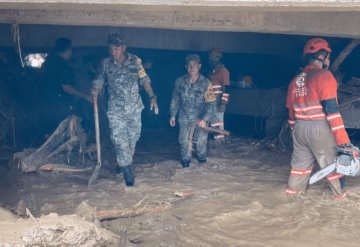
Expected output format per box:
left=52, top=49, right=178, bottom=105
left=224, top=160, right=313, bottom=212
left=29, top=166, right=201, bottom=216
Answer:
left=88, top=94, right=102, bottom=186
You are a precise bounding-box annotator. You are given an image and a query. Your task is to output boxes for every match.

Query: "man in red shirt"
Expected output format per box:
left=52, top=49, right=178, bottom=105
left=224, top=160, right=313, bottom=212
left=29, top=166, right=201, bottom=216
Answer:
left=286, top=38, right=358, bottom=199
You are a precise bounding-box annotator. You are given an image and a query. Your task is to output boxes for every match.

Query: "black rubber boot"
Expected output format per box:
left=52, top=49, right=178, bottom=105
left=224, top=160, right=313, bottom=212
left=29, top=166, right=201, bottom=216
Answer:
left=198, top=158, right=207, bottom=164
left=195, top=152, right=207, bottom=164
left=181, top=160, right=190, bottom=168
left=115, top=165, right=121, bottom=175
left=121, top=165, right=135, bottom=187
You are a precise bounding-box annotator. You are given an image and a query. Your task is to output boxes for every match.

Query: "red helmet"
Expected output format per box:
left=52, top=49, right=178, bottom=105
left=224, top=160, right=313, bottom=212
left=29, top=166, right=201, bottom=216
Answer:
left=303, top=38, right=332, bottom=56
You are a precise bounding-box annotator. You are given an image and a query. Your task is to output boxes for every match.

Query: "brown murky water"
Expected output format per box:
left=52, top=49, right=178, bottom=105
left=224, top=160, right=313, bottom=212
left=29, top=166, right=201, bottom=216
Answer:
left=1, top=131, right=360, bottom=246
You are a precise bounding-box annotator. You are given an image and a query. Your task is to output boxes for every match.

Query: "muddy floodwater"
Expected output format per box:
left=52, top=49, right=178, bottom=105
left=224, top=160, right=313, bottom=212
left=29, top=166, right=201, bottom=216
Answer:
left=1, top=130, right=360, bottom=246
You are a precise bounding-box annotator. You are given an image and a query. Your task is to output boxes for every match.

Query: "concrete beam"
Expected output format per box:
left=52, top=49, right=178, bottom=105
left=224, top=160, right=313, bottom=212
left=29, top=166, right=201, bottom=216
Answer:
left=0, top=9, right=360, bottom=38
left=0, top=24, right=351, bottom=55
left=0, top=24, right=307, bottom=53
left=1, top=0, right=360, bottom=10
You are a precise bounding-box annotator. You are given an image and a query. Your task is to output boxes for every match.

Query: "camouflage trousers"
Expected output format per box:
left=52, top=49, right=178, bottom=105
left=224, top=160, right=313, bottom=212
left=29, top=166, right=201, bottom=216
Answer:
left=179, top=120, right=208, bottom=162
left=107, top=109, right=142, bottom=168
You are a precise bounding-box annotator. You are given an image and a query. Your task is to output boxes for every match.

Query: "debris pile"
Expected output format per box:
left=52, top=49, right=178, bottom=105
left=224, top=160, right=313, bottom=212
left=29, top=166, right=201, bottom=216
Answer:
left=0, top=208, right=121, bottom=246
left=10, top=115, right=88, bottom=173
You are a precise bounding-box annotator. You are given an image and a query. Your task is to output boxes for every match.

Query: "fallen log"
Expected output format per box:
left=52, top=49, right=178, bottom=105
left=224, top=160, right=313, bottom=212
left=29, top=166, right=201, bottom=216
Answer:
left=332, top=39, right=360, bottom=74
left=80, top=191, right=192, bottom=221
left=95, top=203, right=171, bottom=221
left=39, top=163, right=92, bottom=173
left=201, top=125, right=230, bottom=136
left=188, top=122, right=231, bottom=153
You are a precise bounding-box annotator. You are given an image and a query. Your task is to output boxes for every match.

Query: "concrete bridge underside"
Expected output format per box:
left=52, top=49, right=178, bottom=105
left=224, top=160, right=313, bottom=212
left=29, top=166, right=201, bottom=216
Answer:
left=0, top=1, right=360, bottom=38
left=0, top=1, right=359, bottom=54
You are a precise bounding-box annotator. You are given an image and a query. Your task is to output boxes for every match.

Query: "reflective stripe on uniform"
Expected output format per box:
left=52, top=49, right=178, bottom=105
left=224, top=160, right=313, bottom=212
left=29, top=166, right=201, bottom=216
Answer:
left=286, top=187, right=298, bottom=195
left=293, top=104, right=322, bottom=112
left=327, top=173, right=344, bottom=182
left=332, top=125, right=345, bottom=131
left=290, top=168, right=312, bottom=176
left=292, top=102, right=326, bottom=121
left=222, top=93, right=229, bottom=102
left=326, top=113, right=341, bottom=120
left=295, top=113, right=325, bottom=120
left=211, top=122, right=224, bottom=127
left=334, top=191, right=347, bottom=200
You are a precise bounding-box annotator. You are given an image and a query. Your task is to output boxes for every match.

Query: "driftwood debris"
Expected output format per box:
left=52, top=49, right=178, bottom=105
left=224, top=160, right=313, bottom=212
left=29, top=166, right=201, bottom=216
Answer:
left=255, top=121, right=292, bottom=152
left=12, top=115, right=87, bottom=173
left=188, top=122, right=231, bottom=153
left=338, top=76, right=360, bottom=110
left=332, top=39, right=360, bottom=75
left=331, top=39, right=360, bottom=86
left=0, top=210, right=122, bottom=247
left=96, top=191, right=193, bottom=221
left=95, top=203, right=171, bottom=221
left=202, top=125, right=230, bottom=136
left=39, top=163, right=92, bottom=173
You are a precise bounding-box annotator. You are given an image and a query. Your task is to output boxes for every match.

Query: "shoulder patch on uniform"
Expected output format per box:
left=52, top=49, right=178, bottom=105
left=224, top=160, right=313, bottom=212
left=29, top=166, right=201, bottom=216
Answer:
left=134, top=57, right=147, bottom=79
left=135, top=57, right=142, bottom=65
left=204, top=84, right=216, bottom=103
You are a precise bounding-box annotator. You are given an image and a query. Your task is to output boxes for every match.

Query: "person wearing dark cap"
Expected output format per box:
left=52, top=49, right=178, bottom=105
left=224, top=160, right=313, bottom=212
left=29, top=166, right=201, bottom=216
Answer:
left=92, top=34, right=158, bottom=187
left=169, top=54, right=216, bottom=168
left=41, top=37, right=92, bottom=134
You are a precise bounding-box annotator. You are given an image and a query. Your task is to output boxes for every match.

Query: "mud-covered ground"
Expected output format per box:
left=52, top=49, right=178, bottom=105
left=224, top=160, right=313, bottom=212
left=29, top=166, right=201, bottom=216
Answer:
left=1, top=130, right=360, bottom=247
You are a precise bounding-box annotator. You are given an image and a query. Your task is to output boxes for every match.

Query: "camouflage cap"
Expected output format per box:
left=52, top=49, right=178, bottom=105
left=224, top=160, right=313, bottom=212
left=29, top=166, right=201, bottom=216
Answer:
left=185, top=53, right=201, bottom=64
left=107, top=33, right=126, bottom=46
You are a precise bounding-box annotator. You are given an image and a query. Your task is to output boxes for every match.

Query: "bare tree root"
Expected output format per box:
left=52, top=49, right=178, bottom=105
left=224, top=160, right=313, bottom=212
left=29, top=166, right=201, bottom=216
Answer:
left=12, top=115, right=87, bottom=173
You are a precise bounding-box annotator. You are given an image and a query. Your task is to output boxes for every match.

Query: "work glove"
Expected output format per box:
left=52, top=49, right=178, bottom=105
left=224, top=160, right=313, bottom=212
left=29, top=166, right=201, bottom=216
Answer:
left=149, top=95, right=159, bottom=115
left=337, top=143, right=360, bottom=158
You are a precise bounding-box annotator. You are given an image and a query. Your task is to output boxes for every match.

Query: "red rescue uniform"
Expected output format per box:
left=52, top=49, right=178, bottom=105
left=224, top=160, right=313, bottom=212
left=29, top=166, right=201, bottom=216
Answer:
left=286, top=65, right=349, bottom=198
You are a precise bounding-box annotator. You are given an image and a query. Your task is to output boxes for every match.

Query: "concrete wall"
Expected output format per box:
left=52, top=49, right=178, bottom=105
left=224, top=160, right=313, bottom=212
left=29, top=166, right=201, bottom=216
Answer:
left=0, top=1, right=360, bottom=38
left=1, top=0, right=360, bottom=9
left=0, top=1, right=357, bottom=55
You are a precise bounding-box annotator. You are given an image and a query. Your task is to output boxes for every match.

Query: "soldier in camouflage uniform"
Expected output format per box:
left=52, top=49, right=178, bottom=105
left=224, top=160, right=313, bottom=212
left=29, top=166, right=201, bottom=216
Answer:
left=92, top=34, right=158, bottom=186
left=170, top=54, right=216, bottom=168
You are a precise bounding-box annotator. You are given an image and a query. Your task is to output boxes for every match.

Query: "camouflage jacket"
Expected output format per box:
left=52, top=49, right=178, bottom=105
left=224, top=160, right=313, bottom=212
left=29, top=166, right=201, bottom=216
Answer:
left=170, top=74, right=216, bottom=122
left=93, top=53, right=151, bottom=113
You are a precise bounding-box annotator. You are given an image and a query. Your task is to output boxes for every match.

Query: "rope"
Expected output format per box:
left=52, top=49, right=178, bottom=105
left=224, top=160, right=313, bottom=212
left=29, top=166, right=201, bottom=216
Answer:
left=11, top=22, right=25, bottom=68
